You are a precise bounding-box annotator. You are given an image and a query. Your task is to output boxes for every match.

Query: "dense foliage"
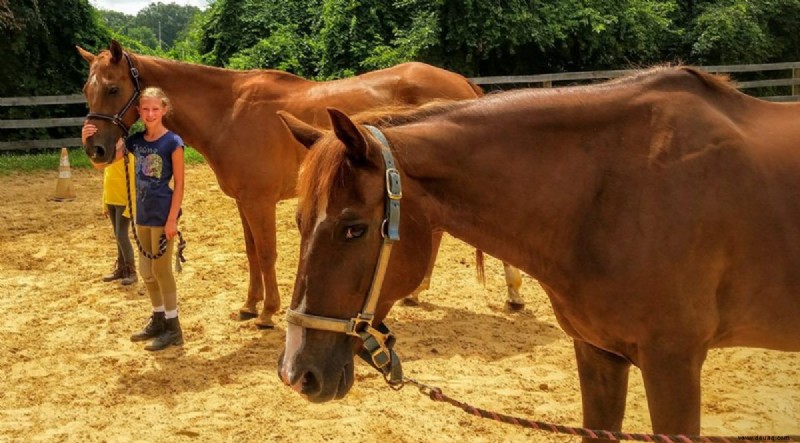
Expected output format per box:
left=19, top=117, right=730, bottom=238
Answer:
left=3, top=0, right=800, bottom=95
left=191, top=0, right=800, bottom=79
left=0, top=0, right=109, bottom=96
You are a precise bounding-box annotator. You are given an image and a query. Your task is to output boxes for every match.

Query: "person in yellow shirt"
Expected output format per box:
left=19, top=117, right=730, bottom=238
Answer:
left=101, top=151, right=137, bottom=285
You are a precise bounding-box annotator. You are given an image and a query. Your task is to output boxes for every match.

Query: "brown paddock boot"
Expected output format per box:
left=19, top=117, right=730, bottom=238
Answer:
left=120, top=263, right=138, bottom=286
left=102, top=260, right=124, bottom=282
left=130, top=312, right=166, bottom=342
left=145, top=316, right=184, bottom=351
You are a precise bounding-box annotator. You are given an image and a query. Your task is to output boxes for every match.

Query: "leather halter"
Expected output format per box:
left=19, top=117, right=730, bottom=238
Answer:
left=285, top=125, right=405, bottom=386
left=86, top=52, right=141, bottom=140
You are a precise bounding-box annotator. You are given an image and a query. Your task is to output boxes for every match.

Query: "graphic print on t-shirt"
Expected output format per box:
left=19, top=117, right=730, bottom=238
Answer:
left=142, top=153, right=164, bottom=179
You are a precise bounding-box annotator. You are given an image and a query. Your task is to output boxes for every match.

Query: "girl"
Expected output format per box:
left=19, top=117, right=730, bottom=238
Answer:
left=82, top=86, right=185, bottom=352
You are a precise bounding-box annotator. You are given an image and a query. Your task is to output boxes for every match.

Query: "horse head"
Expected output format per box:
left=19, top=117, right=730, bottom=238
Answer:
left=276, top=109, right=433, bottom=402
left=76, top=40, right=140, bottom=164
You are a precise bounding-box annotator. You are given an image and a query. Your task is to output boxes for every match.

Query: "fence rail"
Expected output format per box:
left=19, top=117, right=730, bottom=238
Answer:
left=471, top=61, right=800, bottom=102
left=2, top=62, right=799, bottom=151
left=0, top=93, right=87, bottom=151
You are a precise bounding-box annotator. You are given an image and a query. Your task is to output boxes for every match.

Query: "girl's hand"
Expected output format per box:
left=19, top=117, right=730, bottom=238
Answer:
left=165, top=218, right=178, bottom=240
left=81, top=122, right=97, bottom=144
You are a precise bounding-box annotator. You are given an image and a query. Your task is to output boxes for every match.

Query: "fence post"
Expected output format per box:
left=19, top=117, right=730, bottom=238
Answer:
left=542, top=80, right=553, bottom=88
left=794, top=68, right=799, bottom=97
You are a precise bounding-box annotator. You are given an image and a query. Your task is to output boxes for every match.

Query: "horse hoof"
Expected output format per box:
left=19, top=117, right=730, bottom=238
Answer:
left=238, top=311, right=258, bottom=321
left=505, top=300, right=525, bottom=312
left=403, top=296, right=420, bottom=306
left=255, top=322, right=275, bottom=330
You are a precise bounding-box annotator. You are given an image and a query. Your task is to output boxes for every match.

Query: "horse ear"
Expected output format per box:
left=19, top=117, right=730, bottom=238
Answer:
left=327, top=108, right=369, bottom=164
left=109, top=40, right=123, bottom=64
left=76, top=46, right=95, bottom=64
left=277, top=111, right=324, bottom=149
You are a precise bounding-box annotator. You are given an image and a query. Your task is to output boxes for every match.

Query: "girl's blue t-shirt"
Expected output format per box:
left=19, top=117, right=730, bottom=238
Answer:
left=125, top=130, right=184, bottom=226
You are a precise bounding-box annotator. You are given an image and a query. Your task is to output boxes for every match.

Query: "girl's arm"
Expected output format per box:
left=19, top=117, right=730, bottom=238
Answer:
left=164, top=146, right=185, bottom=240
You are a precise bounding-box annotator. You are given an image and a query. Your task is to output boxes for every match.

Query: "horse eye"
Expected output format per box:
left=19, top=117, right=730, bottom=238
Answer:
left=109, top=85, right=119, bottom=94
left=344, top=225, right=367, bottom=240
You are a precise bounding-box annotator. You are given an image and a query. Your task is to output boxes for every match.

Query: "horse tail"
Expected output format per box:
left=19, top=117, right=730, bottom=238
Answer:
left=467, top=80, right=485, bottom=97
left=475, top=249, right=486, bottom=286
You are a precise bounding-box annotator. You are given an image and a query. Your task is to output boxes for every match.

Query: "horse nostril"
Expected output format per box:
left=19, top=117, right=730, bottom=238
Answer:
left=300, top=370, right=321, bottom=396
left=94, top=146, right=105, bottom=158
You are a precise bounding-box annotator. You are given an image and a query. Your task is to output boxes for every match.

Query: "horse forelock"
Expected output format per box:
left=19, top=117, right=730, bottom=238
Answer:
left=297, top=136, right=349, bottom=234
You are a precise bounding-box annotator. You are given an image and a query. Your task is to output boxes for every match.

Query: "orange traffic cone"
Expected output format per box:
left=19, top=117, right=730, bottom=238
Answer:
left=50, top=147, right=76, bottom=201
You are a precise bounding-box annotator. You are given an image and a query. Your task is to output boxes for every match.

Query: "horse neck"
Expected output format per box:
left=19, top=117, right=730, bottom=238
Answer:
left=133, top=55, right=247, bottom=156
left=133, top=56, right=228, bottom=145
left=392, top=105, right=605, bottom=292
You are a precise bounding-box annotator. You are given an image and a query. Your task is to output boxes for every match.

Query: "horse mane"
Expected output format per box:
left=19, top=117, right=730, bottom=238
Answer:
left=602, top=64, right=736, bottom=94
left=349, top=98, right=469, bottom=127
left=124, top=51, right=309, bottom=85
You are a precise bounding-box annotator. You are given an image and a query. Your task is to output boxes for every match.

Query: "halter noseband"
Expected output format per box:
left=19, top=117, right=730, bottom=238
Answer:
left=86, top=52, right=141, bottom=139
left=285, top=125, right=405, bottom=387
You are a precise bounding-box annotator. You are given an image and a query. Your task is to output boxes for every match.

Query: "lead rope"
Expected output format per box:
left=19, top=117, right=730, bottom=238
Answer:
left=401, top=377, right=797, bottom=443
left=122, top=149, right=186, bottom=270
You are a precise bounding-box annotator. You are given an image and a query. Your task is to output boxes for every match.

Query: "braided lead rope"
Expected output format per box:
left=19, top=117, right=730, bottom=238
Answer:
left=403, top=377, right=798, bottom=443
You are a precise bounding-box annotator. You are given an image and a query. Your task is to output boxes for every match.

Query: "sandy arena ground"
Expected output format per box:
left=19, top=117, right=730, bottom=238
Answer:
left=0, top=163, right=798, bottom=443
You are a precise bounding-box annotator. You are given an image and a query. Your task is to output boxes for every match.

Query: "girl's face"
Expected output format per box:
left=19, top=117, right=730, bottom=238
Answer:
left=137, top=96, right=166, bottom=129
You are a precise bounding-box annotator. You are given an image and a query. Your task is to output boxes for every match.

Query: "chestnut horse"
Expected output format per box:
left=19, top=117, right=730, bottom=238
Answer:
left=277, top=66, right=800, bottom=438
left=77, top=40, right=524, bottom=328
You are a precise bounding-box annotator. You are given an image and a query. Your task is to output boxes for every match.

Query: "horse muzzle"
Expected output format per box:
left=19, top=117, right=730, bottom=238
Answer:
left=83, top=140, right=115, bottom=164
left=277, top=348, right=355, bottom=403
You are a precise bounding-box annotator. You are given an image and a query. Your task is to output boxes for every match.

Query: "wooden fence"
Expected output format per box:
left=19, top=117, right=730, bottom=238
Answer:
left=2, top=62, right=799, bottom=151
left=471, top=61, right=800, bottom=102
left=0, top=94, right=85, bottom=151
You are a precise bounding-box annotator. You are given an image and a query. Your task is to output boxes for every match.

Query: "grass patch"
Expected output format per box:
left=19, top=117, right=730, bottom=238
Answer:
left=0, top=146, right=206, bottom=175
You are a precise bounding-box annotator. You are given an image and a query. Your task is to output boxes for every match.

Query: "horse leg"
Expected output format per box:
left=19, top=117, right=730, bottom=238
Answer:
left=403, top=230, right=443, bottom=306
left=639, top=345, right=706, bottom=435
left=237, top=202, right=264, bottom=320
left=574, top=340, right=631, bottom=443
left=240, top=201, right=281, bottom=329
left=503, top=263, right=524, bottom=311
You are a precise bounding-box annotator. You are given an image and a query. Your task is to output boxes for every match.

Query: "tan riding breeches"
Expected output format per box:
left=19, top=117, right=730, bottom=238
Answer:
left=136, top=225, right=177, bottom=311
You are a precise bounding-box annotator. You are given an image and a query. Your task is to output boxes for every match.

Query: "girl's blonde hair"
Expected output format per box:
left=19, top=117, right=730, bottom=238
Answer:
left=140, top=87, right=172, bottom=115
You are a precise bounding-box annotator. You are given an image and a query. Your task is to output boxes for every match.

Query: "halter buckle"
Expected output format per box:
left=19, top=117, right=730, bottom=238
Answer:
left=385, top=168, right=402, bottom=200
left=346, top=313, right=374, bottom=337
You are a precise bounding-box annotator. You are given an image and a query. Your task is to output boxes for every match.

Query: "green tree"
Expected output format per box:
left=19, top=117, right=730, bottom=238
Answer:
left=0, top=0, right=110, bottom=96
left=167, top=6, right=208, bottom=62
left=133, top=2, right=201, bottom=50
left=688, top=0, right=800, bottom=64
left=226, top=24, right=317, bottom=76
left=358, top=0, right=679, bottom=76
left=126, top=25, right=160, bottom=49
left=315, top=0, right=409, bottom=78
left=1, top=0, right=109, bottom=145
left=98, top=10, right=132, bottom=33
left=199, top=0, right=320, bottom=68
left=688, top=0, right=772, bottom=64
left=760, top=0, right=800, bottom=62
